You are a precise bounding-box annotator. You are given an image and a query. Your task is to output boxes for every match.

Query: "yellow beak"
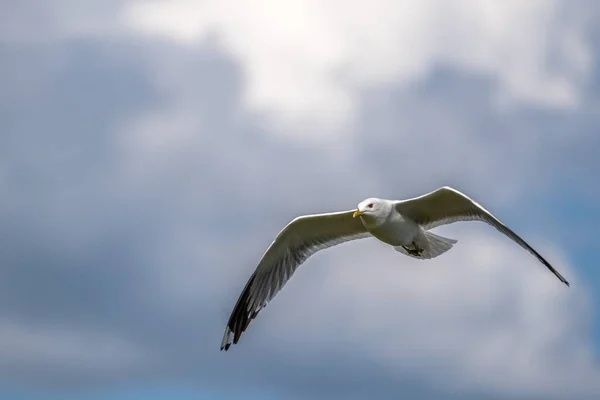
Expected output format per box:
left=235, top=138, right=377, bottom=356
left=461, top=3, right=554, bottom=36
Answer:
left=353, top=210, right=364, bottom=218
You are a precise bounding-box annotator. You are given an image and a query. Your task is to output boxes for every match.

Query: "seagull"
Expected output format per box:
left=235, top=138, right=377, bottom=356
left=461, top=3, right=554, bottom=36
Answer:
left=220, top=186, right=569, bottom=351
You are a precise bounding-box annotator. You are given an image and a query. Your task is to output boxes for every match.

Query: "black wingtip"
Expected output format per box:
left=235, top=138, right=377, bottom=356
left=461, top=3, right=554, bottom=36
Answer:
left=220, top=272, right=260, bottom=353
left=553, top=269, right=570, bottom=287
left=556, top=273, right=570, bottom=287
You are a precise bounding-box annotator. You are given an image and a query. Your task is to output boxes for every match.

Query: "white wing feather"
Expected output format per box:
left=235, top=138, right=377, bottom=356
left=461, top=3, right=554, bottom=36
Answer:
left=394, top=186, right=569, bottom=286
left=221, top=210, right=370, bottom=350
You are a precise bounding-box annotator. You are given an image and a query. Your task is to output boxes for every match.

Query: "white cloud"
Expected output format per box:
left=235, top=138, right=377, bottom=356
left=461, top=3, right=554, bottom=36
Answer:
left=121, top=0, right=592, bottom=138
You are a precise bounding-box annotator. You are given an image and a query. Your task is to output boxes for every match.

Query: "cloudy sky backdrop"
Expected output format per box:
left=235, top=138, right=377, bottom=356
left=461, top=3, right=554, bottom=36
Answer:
left=1, top=1, right=600, bottom=399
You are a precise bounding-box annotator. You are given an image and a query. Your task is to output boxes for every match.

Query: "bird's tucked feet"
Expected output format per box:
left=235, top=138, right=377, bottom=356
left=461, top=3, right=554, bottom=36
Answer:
left=402, top=241, right=424, bottom=256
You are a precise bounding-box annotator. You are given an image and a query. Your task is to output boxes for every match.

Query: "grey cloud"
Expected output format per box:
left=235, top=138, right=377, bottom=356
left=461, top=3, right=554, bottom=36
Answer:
left=0, top=4, right=599, bottom=400
left=354, top=66, right=600, bottom=202
left=0, top=0, right=127, bottom=42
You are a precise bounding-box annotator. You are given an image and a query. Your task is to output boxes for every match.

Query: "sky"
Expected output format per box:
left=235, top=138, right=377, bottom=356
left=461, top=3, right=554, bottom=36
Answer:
left=1, top=0, right=600, bottom=399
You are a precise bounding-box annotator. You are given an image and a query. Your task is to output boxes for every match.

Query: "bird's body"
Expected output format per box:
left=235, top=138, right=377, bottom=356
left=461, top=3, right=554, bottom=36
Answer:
left=220, top=186, right=570, bottom=351
left=360, top=199, right=416, bottom=246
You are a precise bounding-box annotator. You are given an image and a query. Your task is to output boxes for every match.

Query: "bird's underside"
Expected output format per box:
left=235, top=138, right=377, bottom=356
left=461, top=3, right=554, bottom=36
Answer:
left=402, top=242, right=422, bottom=256
left=220, top=186, right=570, bottom=351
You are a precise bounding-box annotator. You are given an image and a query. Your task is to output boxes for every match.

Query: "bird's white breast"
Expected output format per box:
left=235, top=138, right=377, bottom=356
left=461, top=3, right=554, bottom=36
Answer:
left=361, top=212, right=420, bottom=247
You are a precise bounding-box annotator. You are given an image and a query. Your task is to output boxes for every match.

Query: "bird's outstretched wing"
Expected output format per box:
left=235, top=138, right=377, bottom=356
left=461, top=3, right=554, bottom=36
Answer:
left=394, top=186, right=569, bottom=286
left=221, top=210, right=370, bottom=351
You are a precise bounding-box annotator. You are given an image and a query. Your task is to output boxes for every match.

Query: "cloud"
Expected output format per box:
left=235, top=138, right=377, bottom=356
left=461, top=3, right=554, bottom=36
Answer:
left=0, top=321, right=146, bottom=385
left=108, top=44, right=599, bottom=399
left=1, top=1, right=600, bottom=399
left=122, top=0, right=593, bottom=137
left=257, top=226, right=595, bottom=398
left=0, top=0, right=127, bottom=42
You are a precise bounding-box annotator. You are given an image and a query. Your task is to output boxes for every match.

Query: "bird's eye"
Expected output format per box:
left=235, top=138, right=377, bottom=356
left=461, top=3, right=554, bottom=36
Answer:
left=368, top=203, right=373, bottom=208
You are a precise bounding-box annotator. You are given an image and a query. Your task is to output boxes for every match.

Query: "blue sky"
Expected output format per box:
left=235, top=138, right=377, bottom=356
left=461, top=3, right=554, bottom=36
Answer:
left=1, top=1, right=600, bottom=399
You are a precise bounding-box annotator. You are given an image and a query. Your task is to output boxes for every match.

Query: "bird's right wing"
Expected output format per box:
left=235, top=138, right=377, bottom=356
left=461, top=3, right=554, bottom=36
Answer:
left=221, top=210, right=370, bottom=351
left=394, top=186, right=569, bottom=286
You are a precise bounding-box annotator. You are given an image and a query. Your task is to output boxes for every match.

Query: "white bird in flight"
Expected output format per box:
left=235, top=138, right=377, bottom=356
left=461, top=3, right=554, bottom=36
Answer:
left=220, top=186, right=569, bottom=351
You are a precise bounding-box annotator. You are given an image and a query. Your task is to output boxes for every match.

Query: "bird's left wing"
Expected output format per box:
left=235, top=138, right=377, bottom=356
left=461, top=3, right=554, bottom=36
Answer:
left=394, top=186, right=569, bottom=286
left=221, top=210, right=370, bottom=351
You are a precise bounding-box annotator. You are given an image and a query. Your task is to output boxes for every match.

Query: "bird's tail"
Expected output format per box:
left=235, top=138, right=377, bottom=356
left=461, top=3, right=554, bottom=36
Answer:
left=394, top=231, right=457, bottom=260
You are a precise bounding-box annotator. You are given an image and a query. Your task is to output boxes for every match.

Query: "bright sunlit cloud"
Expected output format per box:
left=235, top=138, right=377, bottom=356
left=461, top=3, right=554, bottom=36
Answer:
left=122, top=0, right=592, bottom=138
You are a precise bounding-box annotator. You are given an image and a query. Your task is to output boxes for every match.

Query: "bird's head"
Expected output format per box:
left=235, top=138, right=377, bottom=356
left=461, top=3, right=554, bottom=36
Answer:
left=353, top=198, right=385, bottom=219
